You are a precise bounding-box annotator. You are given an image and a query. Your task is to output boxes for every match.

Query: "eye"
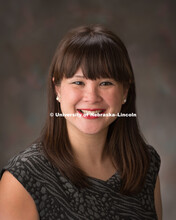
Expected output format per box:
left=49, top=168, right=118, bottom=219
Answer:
left=72, top=81, right=84, bottom=85
left=100, top=81, right=113, bottom=86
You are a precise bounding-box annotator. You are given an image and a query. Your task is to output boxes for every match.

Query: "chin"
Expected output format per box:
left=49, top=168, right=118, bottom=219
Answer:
left=77, top=125, right=107, bottom=135
left=80, top=130, right=101, bottom=135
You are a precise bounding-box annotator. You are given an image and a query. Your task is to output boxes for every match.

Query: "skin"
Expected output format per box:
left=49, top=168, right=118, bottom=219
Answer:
left=155, top=176, right=163, bottom=220
left=0, top=68, right=162, bottom=219
left=55, top=68, right=128, bottom=136
left=0, top=171, right=39, bottom=220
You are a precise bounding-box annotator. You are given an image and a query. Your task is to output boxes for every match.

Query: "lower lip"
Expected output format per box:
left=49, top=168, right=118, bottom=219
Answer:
left=77, top=110, right=105, bottom=119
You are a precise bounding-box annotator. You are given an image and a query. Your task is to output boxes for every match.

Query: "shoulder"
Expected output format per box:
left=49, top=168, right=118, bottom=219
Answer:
left=0, top=171, right=39, bottom=220
left=1, top=142, right=56, bottom=204
left=1, top=142, right=58, bottom=186
left=1, top=142, right=51, bottom=182
left=0, top=142, right=58, bottom=218
left=0, top=143, right=43, bottom=220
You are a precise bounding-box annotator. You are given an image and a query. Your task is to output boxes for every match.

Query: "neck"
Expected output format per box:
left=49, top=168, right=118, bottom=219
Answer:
left=67, top=124, right=109, bottom=166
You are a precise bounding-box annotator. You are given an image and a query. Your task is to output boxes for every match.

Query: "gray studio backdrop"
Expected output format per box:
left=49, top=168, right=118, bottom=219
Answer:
left=1, top=0, right=176, bottom=219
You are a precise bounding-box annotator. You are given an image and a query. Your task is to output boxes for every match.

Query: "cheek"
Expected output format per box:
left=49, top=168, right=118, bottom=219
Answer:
left=104, top=90, right=123, bottom=106
left=61, top=87, right=81, bottom=104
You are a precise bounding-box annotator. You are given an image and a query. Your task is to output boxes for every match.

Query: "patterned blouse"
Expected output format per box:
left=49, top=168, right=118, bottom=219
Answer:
left=1, top=142, right=160, bottom=220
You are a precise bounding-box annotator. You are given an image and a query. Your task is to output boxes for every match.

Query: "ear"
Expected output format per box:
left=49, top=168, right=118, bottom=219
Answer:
left=122, top=84, right=129, bottom=104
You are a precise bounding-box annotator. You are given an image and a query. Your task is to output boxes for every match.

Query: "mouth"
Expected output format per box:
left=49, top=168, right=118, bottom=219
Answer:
left=77, top=109, right=106, bottom=118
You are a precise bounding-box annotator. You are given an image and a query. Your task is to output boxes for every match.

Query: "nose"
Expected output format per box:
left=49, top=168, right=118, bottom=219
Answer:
left=82, top=83, right=102, bottom=103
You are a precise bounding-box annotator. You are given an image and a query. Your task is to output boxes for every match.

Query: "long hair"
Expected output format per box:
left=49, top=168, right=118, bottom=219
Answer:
left=41, top=25, right=149, bottom=195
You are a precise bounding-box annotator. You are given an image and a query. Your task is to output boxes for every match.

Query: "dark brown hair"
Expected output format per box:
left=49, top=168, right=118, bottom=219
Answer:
left=41, top=24, right=149, bottom=195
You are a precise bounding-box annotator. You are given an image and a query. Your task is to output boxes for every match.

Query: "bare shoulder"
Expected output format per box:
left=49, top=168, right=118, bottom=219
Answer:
left=0, top=171, right=39, bottom=220
left=154, top=176, right=162, bottom=220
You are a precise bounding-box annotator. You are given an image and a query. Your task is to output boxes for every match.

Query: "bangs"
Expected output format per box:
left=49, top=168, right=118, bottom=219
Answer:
left=55, top=33, right=132, bottom=83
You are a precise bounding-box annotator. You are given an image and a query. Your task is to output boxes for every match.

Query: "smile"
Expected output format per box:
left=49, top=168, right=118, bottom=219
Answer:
left=77, top=109, right=106, bottom=119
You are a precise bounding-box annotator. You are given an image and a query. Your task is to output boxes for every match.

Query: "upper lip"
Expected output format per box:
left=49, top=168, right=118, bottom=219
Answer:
left=77, top=109, right=106, bottom=111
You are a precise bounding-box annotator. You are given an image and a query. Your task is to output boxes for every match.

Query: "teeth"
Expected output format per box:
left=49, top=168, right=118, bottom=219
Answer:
left=80, top=110, right=104, bottom=114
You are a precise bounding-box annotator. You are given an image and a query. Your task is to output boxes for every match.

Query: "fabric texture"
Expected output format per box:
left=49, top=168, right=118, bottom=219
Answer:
left=0, top=143, right=160, bottom=220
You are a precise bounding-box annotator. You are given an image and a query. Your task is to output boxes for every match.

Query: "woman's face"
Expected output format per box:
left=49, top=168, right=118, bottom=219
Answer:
left=55, top=68, right=128, bottom=135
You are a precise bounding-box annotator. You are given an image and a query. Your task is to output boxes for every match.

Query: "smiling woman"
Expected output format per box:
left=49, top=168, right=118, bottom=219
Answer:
left=0, top=25, right=162, bottom=220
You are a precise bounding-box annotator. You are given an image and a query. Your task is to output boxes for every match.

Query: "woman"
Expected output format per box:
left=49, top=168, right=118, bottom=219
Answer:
left=0, top=25, right=162, bottom=220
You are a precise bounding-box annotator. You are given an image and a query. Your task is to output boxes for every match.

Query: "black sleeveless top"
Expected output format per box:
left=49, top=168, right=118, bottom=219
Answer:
left=1, top=143, right=160, bottom=220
